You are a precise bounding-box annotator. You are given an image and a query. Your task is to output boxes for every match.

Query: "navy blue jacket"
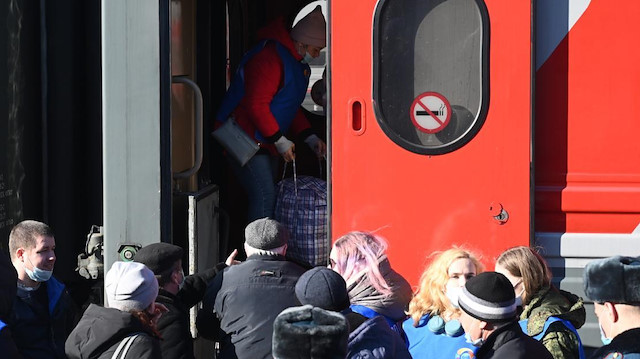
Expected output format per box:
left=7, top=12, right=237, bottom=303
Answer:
left=9, top=277, right=77, bottom=359
left=348, top=316, right=412, bottom=359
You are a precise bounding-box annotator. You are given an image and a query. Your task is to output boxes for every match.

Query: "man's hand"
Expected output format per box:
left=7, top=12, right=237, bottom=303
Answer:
left=225, top=249, right=241, bottom=266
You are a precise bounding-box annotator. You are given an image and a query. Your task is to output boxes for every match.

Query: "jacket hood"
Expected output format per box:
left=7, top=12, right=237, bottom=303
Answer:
left=65, top=304, right=152, bottom=359
left=521, top=286, right=586, bottom=336
left=256, top=17, right=302, bottom=61
left=347, top=316, right=411, bottom=359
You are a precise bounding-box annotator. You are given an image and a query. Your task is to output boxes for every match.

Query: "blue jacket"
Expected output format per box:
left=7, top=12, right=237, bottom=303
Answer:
left=10, top=277, right=76, bottom=359
left=348, top=316, right=411, bottom=359
left=403, top=314, right=477, bottom=359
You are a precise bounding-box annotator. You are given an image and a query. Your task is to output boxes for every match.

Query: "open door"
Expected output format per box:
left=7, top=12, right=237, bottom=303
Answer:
left=331, top=0, right=532, bottom=284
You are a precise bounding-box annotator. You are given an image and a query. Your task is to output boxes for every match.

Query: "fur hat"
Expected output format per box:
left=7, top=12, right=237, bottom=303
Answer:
left=273, top=305, right=348, bottom=359
left=295, top=267, right=350, bottom=312
left=291, top=5, right=326, bottom=48
left=105, top=261, right=158, bottom=312
left=458, top=272, right=517, bottom=323
left=584, top=255, right=640, bottom=303
left=134, top=242, right=183, bottom=274
left=245, top=218, right=289, bottom=250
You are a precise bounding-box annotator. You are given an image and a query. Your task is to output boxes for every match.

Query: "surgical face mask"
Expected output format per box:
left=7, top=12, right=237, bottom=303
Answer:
left=465, top=331, right=484, bottom=347
left=301, top=51, right=314, bottom=64
left=445, top=286, right=462, bottom=308
left=24, top=257, right=53, bottom=282
left=513, top=280, right=524, bottom=307
left=599, top=323, right=613, bottom=346
left=178, top=269, right=186, bottom=291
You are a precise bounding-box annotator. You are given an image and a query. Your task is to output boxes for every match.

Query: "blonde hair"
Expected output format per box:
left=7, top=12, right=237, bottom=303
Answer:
left=332, top=231, right=392, bottom=296
left=496, top=246, right=552, bottom=305
left=407, top=248, right=484, bottom=326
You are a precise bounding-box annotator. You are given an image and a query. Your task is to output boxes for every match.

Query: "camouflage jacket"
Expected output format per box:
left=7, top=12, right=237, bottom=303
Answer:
left=520, top=286, right=586, bottom=359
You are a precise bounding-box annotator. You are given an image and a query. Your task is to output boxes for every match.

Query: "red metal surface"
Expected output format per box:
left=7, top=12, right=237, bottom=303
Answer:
left=330, top=1, right=532, bottom=285
left=535, top=1, right=640, bottom=234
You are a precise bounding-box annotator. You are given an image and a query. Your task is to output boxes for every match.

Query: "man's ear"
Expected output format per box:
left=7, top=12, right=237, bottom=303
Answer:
left=15, top=247, right=25, bottom=262
left=604, top=302, right=619, bottom=323
left=479, top=320, right=489, bottom=330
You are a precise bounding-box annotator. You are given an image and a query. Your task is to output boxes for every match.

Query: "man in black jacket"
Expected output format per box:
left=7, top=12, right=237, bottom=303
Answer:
left=134, top=242, right=238, bottom=359
left=583, top=256, right=640, bottom=359
left=200, top=218, right=307, bottom=359
left=458, top=272, right=553, bottom=359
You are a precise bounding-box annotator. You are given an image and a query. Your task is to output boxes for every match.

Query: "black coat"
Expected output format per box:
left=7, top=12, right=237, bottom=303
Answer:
left=589, top=328, right=640, bottom=359
left=476, top=321, right=554, bottom=359
left=9, top=277, right=77, bottom=359
left=156, top=263, right=226, bottom=359
left=65, top=304, right=161, bottom=359
left=201, top=254, right=306, bottom=359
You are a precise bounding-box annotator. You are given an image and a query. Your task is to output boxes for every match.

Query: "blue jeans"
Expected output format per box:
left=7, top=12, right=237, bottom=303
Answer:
left=228, top=154, right=279, bottom=222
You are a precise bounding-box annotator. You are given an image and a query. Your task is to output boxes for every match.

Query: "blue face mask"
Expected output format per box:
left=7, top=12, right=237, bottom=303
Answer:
left=24, top=257, right=53, bottom=282
left=599, top=323, right=613, bottom=345
left=301, top=51, right=314, bottom=64
left=178, top=269, right=186, bottom=291
left=465, top=331, right=484, bottom=347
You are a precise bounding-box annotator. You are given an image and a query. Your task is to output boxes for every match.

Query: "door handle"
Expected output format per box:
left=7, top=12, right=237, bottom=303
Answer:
left=172, top=76, right=203, bottom=179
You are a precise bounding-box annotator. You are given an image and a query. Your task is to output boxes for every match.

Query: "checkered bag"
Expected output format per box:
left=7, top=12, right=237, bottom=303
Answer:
left=275, top=161, right=328, bottom=267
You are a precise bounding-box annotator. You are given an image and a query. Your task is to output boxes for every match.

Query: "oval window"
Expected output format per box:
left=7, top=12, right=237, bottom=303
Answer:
left=373, top=0, right=489, bottom=155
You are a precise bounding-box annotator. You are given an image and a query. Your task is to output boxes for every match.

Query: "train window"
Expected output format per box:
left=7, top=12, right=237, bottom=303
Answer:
left=373, top=0, right=489, bottom=155
left=294, top=1, right=327, bottom=115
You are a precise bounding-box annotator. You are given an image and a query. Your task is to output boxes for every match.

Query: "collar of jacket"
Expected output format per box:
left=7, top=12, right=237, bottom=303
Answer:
left=476, top=320, right=520, bottom=357
left=247, top=253, right=287, bottom=261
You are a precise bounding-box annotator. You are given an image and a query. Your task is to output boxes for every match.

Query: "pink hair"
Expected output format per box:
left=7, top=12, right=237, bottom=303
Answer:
left=332, top=231, right=392, bottom=296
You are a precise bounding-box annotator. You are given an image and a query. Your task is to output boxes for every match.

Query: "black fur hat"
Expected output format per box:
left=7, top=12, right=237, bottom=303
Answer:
left=584, top=255, right=640, bottom=303
left=272, top=305, right=348, bottom=359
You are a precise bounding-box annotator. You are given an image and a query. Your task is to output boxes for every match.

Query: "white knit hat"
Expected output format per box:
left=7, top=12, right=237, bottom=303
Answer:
left=105, top=261, right=158, bottom=312
left=291, top=5, right=326, bottom=48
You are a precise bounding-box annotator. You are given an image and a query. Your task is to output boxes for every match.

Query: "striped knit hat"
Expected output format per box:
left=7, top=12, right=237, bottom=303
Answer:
left=458, top=272, right=517, bottom=323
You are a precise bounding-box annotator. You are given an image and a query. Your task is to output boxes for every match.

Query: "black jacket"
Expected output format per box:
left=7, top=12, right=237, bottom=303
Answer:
left=589, top=327, right=640, bottom=359
left=476, top=321, right=554, bottom=359
left=201, top=254, right=306, bottom=359
left=65, top=304, right=161, bottom=359
left=9, top=277, right=77, bottom=359
left=157, top=263, right=226, bottom=359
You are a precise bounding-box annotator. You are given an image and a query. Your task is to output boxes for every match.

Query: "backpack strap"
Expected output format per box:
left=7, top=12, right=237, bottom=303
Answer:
left=519, top=317, right=586, bottom=359
left=111, top=333, right=141, bottom=359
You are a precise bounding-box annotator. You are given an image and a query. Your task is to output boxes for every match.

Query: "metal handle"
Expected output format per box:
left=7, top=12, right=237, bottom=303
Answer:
left=172, top=76, right=203, bottom=179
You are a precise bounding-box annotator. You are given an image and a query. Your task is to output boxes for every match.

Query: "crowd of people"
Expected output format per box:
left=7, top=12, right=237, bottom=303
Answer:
left=2, top=218, right=640, bottom=359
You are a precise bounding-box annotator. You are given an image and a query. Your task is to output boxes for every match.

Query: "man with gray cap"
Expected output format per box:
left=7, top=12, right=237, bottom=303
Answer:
left=583, top=255, right=640, bottom=359
left=200, top=217, right=306, bottom=359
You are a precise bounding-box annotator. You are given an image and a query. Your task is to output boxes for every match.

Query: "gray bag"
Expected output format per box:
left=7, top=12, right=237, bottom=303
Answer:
left=212, top=117, right=259, bottom=166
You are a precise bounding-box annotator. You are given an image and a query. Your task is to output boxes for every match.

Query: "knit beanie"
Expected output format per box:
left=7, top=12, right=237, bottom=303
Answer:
left=105, top=261, right=158, bottom=312
left=291, top=5, right=326, bottom=48
left=458, top=272, right=517, bottom=323
left=584, top=255, right=640, bottom=303
left=296, top=267, right=350, bottom=312
left=134, top=242, right=183, bottom=275
left=245, top=218, right=289, bottom=250
left=273, top=305, right=348, bottom=359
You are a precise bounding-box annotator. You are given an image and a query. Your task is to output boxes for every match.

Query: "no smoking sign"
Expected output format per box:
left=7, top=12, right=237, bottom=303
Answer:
left=409, top=92, right=452, bottom=134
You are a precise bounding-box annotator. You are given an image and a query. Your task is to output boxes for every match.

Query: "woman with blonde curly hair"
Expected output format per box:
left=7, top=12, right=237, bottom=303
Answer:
left=402, top=248, right=484, bottom=358
left=330, top=231, right=412, bottom=329
left=495, top=246, right=586, bottom=359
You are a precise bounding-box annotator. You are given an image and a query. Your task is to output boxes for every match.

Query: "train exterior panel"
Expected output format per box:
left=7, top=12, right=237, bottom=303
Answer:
left=331, top=0, right=533, bottom=285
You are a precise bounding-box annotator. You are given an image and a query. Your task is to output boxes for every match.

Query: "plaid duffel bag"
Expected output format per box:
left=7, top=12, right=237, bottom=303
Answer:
left=275, top=173, right=328, bottom=267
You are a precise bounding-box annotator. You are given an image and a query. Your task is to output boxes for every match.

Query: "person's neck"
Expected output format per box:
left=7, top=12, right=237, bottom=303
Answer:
left=17, top=276, right=40, bottom=289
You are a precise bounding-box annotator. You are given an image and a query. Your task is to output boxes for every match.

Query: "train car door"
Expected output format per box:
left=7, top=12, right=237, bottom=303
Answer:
left=331, top=0, right=532, bottom=284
